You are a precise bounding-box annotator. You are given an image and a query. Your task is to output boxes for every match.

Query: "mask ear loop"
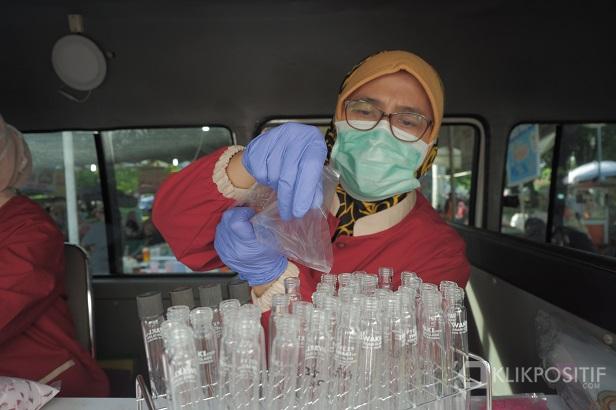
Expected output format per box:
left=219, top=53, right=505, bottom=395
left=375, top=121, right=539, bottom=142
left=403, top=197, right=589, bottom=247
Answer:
left=416, top=143, right=438, bottom=178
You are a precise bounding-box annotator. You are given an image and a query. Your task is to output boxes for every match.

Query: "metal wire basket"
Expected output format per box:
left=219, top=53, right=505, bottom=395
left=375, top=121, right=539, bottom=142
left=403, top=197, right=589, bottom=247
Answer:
left=136, top=350, right=492, bottom=410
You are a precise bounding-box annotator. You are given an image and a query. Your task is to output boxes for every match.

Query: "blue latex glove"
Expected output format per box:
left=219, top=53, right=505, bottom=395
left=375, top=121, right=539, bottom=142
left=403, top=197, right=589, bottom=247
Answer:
left=242, top=123, right=328, bottom=220
left=214, top=207, right=288, bottom=286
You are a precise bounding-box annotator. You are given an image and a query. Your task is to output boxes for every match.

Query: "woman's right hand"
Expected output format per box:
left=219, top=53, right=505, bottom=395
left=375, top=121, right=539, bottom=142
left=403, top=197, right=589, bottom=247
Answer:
left=239, top=123, right=328, bottom=220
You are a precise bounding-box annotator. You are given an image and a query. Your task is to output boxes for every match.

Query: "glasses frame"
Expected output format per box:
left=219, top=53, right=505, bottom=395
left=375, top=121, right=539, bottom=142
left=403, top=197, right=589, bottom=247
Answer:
left=344, top=99, right=433, bottom=142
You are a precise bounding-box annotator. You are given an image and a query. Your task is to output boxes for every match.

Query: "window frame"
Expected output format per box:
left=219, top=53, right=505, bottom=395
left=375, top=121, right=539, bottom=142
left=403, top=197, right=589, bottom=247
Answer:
left=498, top=123, right=557, bottom=240
left=21, top=128, right=102, bottom=246
left=439, top=117, right=485, bottom=229
left=499, top=121, right=616, bottom=257
left=22, top=124, right=236, bottom=277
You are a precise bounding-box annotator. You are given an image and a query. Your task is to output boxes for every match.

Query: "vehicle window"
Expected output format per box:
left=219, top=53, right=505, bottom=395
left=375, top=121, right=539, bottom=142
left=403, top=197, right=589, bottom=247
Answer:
left=501, top=122, right=616, bottom=257
left=258, top=119, right=331, bottom=135
left=103, top=127, right=233, bottom=274
left=260, top=118, right=481, bottom=226
left=551, top=124, right=616, bottom=256
left=22, top=131, right=107, bottom=270
left=420, top=123, right=479, bottom=226
left=500, top=124, right=556, bottom=241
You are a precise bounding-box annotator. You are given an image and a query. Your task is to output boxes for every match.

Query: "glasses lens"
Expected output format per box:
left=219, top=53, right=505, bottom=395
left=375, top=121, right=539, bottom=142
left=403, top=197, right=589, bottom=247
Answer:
left=346, top=100, right=381, bottom=130
left=391, top=113, right=428, bottom=142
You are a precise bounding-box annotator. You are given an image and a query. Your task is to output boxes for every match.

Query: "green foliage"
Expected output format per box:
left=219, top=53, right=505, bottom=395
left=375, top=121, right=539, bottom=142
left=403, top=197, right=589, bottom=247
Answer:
left=534, top=166, right=552, bottom=191
left=76, top=167, right=99, bottom=190
left=456, top=174, right=472, bottom=192
left=115, top=166, right=139, bottom=195
left=113, top=163, right=178, bottom=196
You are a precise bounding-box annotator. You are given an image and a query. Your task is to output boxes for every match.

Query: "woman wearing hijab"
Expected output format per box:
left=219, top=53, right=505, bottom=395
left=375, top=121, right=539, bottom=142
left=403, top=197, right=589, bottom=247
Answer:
left=0, top=116, right=109, bottom=396
left=153, top=50, right=469, bottom=311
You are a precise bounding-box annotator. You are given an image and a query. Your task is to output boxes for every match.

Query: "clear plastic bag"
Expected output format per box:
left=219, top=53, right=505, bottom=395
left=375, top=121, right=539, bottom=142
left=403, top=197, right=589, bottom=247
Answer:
left=244, top=166, right=339, bottom=273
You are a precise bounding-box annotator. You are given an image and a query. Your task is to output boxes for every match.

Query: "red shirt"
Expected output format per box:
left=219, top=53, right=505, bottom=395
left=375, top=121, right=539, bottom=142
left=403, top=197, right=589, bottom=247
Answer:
left=153, top=147, right=470, bottom=305
left=0, top=196, right=109, bottom=397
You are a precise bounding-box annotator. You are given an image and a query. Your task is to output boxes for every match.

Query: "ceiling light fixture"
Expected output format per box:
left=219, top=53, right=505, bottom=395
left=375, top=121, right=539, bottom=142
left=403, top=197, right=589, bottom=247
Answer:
left=51, top=15, right=107, bottom=102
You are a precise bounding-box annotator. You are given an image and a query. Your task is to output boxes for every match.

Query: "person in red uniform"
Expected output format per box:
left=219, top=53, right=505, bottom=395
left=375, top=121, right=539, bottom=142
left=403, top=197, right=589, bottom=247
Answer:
left=0, top=116, right=109, bottom=397
left=153, top=50, right=469, bottom=314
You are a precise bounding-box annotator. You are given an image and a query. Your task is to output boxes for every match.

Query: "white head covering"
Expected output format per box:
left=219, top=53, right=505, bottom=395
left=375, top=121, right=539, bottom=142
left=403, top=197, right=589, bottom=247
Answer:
left=0, top=115, right=32, bottom=193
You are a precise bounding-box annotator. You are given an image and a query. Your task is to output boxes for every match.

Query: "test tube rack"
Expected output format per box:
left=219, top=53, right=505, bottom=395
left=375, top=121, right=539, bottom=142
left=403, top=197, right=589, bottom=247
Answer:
left=136, top=350, right=492, bottom=410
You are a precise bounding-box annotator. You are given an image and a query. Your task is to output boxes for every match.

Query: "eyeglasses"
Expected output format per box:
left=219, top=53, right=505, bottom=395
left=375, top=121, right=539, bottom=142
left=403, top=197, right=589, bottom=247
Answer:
left=344, top=99, right=432, bottom=142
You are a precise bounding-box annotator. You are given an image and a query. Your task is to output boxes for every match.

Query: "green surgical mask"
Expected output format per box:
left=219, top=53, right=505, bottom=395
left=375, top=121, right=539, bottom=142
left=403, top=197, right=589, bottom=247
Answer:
left=330, top=120, right=429, bottom=202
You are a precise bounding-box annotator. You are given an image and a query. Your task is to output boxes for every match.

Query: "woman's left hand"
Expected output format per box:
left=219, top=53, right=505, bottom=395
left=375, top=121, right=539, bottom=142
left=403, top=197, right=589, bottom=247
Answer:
left=214, top=207, right=288, bottom=286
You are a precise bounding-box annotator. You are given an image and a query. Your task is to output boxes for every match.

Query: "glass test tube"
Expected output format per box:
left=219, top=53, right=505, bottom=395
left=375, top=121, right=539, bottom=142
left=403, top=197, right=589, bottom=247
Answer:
left=291, top=301, right=313, bottom=380
left=230, top=318, right=262, bottom=410
left=312, top=290, right=327, bottom=309
left=137, top=292, right=167, bottom=401
left=320, top=273, right=338, bottom=289
left=446, top=288, right=469, bottom=385
left=321, top=294, right=339, bottom=356
left=199, top=284, right=224, bottom=342
left=338, top=272, right=353, bottom=288
left=361, top=274, right=378, bottom=296
left=316, top=282, right=335, bottom=296
left=268, top=315, right=300, bottom=410
left=332, top=303, right=361, bottom=410
left=269, top=294, right=290, bottom=353
left=338, top=286, right=354, bottom=304
left=400, top=271, right=418, bottom=287
left=165, top=326, right=203, bottom=410
left=219, top=299, right=241, bottom=326
left=284, top=276, right=301, bottom=303
left=302, top=308, right=331, bottom=410
left=380, top=294, right=403, bottom=410
left=420, top=291, right=447, bottom=402
left=167, top=305, right=190, bottom=326
left=378, top=267, right=394, bottom=290
left=190, top=307, right=219, bottom=400
left=398, top=287, right=419, bottom=407
left=355, top=296, right=383, bottom=410
left=241, top=304, right=268, bottom=390
left=218, top=309, right=239, bottom=407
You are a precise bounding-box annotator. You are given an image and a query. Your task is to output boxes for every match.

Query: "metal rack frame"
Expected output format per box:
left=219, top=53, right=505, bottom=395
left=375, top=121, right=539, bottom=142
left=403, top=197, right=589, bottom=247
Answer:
left=137, top=350, right=492, bottom=410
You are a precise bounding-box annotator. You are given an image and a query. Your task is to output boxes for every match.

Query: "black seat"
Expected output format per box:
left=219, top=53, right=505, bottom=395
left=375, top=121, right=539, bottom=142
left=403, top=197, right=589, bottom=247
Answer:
left=63, top=243, right=96, bottom=358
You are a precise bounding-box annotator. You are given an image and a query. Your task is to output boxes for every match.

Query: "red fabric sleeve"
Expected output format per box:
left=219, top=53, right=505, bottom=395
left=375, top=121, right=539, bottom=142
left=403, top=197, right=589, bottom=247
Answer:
left=152, top=147, right=237, bottom=272
left=0, top=215, right=64, bottom=346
